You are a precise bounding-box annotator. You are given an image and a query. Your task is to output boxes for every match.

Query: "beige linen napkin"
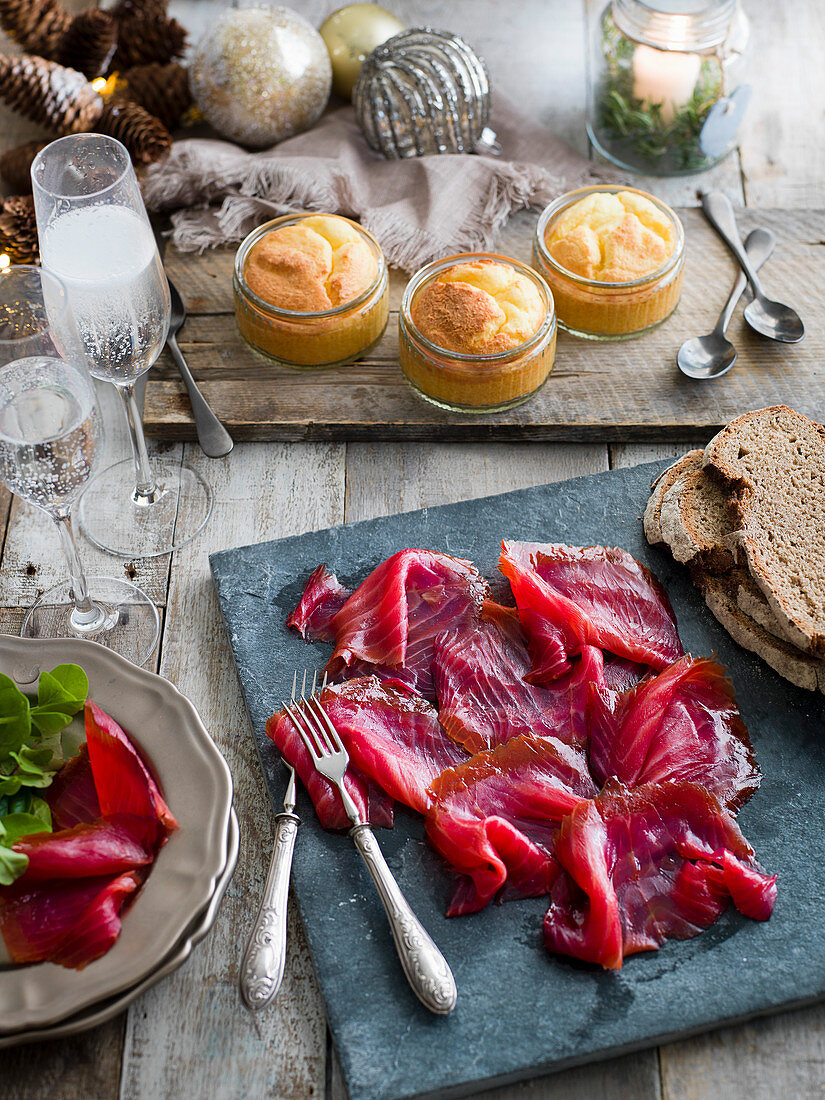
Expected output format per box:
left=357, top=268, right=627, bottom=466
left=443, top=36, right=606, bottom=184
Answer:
left=142, top=94, right=609, bottom=272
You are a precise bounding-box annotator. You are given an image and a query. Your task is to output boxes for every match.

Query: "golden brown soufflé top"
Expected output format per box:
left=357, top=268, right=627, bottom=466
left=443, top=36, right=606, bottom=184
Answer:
left=411, top=260, right=546, bottom=355
left=545, top=190, right=677, bottom=283
left=244, top=214, right=379, bottom=312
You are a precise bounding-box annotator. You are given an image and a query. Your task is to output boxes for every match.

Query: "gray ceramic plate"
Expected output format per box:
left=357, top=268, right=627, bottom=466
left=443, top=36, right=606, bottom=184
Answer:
left=0, top=808, right=239, bottom=1049
left=0, top=635, right=234, bottom=1033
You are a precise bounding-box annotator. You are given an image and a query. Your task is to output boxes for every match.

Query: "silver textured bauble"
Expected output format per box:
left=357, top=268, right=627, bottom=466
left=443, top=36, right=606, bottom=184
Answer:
left=189, top=5, right=332, bottom=148
left=352, top=27, right=499, bottom=159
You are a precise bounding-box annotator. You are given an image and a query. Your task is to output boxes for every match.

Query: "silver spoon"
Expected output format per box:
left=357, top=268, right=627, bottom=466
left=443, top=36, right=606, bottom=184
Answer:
left=678, top=227, right=776, bottom=380
left=166, top=277, right=234, bottom=457
left=701, top=191, right=804, bottom=344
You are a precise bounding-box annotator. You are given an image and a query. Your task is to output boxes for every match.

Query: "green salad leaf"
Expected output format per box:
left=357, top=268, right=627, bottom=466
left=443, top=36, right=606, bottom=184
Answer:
left=0, top=663, right=88, bottom=885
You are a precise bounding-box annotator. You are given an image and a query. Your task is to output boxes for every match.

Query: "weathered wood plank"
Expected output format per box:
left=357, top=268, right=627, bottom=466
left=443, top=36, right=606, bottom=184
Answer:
left=119, top=441, right=345, bottom=1100
left=738, top=3, right=825, bottom=208
left=145, top=208, right=821, bottom=443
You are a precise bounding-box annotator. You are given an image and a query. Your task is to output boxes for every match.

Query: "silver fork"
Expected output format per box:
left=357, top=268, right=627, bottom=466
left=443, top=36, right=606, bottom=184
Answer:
left=284, top=671, right=457, bottom=1015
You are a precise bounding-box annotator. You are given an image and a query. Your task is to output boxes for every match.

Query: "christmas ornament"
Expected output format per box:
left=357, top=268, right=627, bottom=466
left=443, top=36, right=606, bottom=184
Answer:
left=97, top=102, right=172, bottom=166
left=120, top=61, right=193, bottom=132
left=0, top=140, right=46, bottom=194
left=110, top=0, right=187, bottom=70
left=319, top=3, right=404, bottom=100
left=0, top=52, right=104, bottom=135
left=189, top=5, right=331, bottom=148
left=0, top=195, right=39, bottom=265
left=353, top=28, right=498, bottom=159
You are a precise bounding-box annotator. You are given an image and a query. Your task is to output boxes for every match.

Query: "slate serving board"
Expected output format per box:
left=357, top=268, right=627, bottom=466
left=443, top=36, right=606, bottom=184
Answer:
left=210, top=460, right=825, bottom=1100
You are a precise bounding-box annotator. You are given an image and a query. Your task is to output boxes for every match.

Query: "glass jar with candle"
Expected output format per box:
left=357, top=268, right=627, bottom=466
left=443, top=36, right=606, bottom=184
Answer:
left=586, top=0, right=750, bottom=176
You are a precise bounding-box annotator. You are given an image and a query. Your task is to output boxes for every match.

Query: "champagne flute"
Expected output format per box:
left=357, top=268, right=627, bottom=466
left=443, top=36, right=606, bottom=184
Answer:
left=31, top=134, right=213, bottom=560
left=0, top=265, right=159, bottom=665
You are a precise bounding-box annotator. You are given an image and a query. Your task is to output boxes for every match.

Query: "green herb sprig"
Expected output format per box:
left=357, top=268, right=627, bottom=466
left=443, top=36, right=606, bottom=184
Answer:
left=0, top=664, right=88, bottom=885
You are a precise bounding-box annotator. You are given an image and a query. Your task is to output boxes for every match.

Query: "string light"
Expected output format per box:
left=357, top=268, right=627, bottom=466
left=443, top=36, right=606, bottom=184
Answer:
left=0, top=255, right=10, bottom=272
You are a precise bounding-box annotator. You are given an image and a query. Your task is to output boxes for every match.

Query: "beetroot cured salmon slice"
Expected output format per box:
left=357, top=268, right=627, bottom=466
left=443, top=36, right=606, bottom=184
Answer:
left=315, top=549, right=488, bottom=699
left=85, top=702, right=178, bottom=833
left=267, top=703, right=394, bottom=831
left=287, top=565, right=352, bottom=643
left=498, top=542, right=683, bottom=684
left=588, top=655, right=760, bottom=812
left=13, top=815, right=164, bottom=882
left=543, top=781, right=777, bottom=970
left=44, top=743, right=100, bottom=829
left=433, top=600, right=606, bottom=753
left=0, top=870, right=141, bottom=969
left=426, top=734, right=597, bottom=916
left=317, top=677, right=467, bottom=814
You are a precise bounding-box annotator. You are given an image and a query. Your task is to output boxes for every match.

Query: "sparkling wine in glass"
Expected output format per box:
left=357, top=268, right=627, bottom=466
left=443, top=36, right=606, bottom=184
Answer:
left=0, top=265, right=159, bottom=665
left=32, top=134, right=213, bottom=559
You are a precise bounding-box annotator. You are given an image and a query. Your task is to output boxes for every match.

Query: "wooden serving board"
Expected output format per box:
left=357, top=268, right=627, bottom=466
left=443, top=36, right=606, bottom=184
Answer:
left=146, top=208, right=824, bottom=443
left=211, top=460, right=825, bottom=1100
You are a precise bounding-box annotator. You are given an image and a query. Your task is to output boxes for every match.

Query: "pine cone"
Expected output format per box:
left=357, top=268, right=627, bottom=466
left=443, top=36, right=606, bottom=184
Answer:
left=110, top=0, right=170, bottom=18
left=0, top=0, right=71, bottom=59
left=121, top=61, right=191, bottom=132
left=59, top=9, right=117, bottom=78
left=96, top=102, right=172, bottom=167
left=0, top=140, right=46, bottom=194
left=111, top=5, right=187, bottom=70
left=0, top=195, right=39, bottom=265
left=0, top=53, right=104, bottom=135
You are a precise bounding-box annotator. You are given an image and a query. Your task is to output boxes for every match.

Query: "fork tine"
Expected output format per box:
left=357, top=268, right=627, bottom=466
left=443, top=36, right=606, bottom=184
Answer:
left=307, top=694, right=347, bottom=756
left=284, top=698, right=323, bottom=762
left=301, top=694, right=337, bottom=756
left=291, top=669, right=298, bottom=702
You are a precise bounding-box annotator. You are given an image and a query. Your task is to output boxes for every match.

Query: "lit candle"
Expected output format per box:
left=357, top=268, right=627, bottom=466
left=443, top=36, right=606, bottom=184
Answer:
left=632, top=43, right=701, bottom=123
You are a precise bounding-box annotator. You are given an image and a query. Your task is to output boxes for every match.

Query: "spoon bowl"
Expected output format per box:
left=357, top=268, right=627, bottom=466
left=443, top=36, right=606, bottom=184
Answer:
left=743, top=297, right=805, bottom=343
left=678, top=333, right=737, bottom=380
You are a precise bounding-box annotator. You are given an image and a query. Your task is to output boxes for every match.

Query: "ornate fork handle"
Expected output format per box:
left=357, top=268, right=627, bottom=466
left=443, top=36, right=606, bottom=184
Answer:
left=350, top=824, right=457, bottom=1015
left=240, top=811, right=299, bottom=1010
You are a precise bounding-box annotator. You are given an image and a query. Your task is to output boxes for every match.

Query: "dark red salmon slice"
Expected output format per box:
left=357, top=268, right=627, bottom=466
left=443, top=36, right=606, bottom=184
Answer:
left=588, top=655, right=760, bottom=812
left=426, top=733, right=597, bottom=916
left=434, top=599, right=605, bottom=753
left=499, top=541, right=683, bottom=684
left=13, top=815, right=164, bottom=881
left=287, top=564, right=352, bottom=643
left=543, top=781, right=777, bottom=970
left=0, top=870, right=141, bottom=969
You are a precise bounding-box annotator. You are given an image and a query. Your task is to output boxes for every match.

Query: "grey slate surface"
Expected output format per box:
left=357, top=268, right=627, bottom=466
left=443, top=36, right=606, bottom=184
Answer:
left=210, top=459, right=825, bottom=1100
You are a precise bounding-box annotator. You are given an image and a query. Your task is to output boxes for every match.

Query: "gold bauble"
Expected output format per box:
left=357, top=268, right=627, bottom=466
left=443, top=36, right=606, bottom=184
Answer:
left=320, top=3, right=404, bottom=99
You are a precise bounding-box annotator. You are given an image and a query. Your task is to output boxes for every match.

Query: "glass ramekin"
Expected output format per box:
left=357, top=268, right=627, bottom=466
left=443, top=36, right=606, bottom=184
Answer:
left=233, top=213, right=389, bottom=369
left=398, top=253, right=557, bottom=413
left=533, top=185, right=685, bottom=341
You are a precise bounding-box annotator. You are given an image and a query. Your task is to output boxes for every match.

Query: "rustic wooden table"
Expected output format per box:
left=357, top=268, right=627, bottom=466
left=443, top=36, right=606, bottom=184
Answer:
left=2, top=1, right=824, bottom=1097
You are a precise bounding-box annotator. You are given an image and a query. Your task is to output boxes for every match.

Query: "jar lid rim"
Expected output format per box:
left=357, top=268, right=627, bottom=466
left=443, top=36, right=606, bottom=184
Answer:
left=612, top=0, right=737, bottom=51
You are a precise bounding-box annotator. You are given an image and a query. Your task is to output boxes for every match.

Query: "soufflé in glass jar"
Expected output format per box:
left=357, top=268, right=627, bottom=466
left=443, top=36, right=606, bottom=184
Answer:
left=234, top=213, right=389, bottom=368
left=533, top=185, right=684, bottom=340
left=399, top=254, right=556, bottom=413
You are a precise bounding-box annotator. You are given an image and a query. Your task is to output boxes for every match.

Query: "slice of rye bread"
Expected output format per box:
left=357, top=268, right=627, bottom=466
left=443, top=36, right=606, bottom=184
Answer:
left=659, top=462, right=736, bottom=573
left=643, top=450, right=703, bottom=546
left=696, top=571, right=825, bottom=694
left=703, top=405, right=825, bottom=657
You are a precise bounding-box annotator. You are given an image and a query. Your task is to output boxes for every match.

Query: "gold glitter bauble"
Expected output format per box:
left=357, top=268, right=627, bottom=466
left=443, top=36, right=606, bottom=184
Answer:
left=320, top=3, right=404, bottom=99
left=190, top=5, right=332, bottom=148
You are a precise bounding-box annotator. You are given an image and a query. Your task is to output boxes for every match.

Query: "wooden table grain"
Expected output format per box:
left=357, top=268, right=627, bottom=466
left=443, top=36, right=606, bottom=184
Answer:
left=2, top=2, right=824, bottom=1098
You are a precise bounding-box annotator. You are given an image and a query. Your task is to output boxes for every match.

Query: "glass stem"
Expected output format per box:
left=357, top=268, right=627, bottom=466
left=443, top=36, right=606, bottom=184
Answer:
left=118, top=383, right=158, bottom=505
left=52, top=511, right=106, bottom=634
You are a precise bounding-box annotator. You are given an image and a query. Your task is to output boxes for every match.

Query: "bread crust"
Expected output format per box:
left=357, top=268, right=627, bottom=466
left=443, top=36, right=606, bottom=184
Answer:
left=702, top=405, right=825, bottom=657
left=659, top=465, right=736, bottom=574
left=643, top=450, right=702, bottom=547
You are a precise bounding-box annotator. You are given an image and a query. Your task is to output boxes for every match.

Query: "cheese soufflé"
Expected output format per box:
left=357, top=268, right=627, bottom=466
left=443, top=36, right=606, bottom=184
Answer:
left=533, top=186, right=685, bottom=340
left=399, top=255, right=556, bottom=412
left=234, top=213, right=388, bottom=368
